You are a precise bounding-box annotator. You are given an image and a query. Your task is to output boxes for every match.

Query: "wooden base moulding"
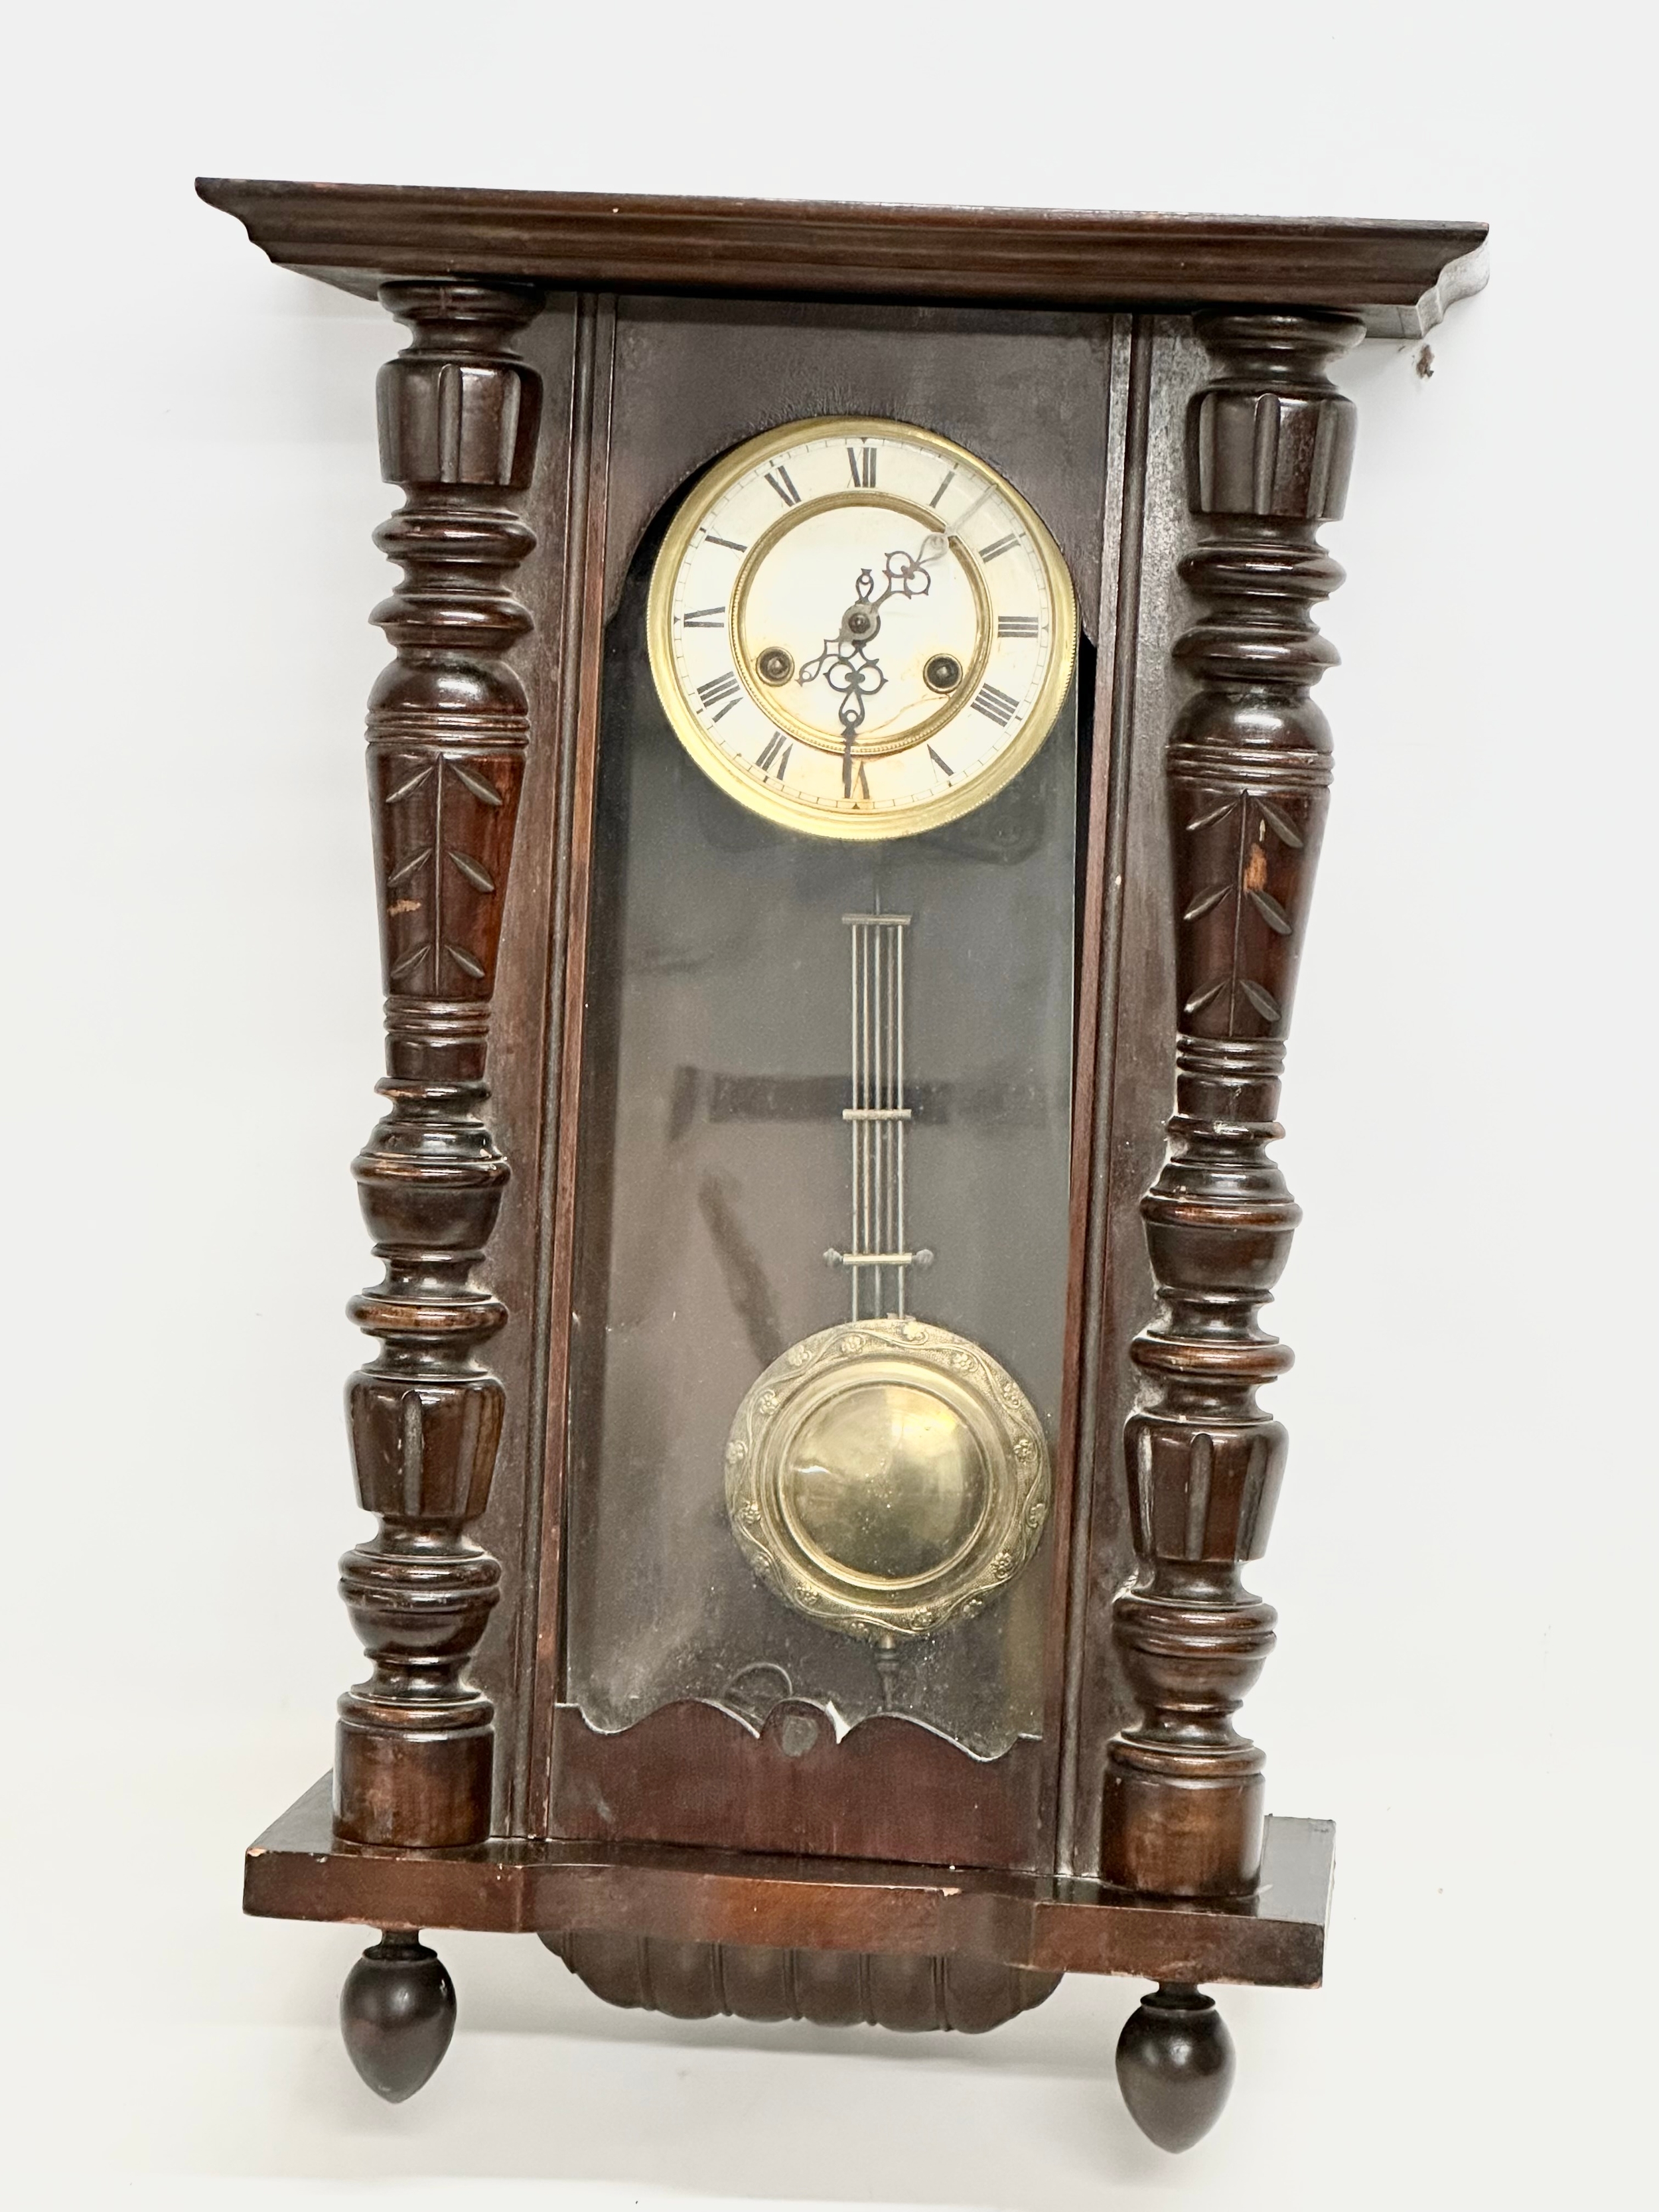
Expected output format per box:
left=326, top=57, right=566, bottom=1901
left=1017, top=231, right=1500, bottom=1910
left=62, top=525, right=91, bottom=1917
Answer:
left=248, top=1776, right=1332, bottom=1989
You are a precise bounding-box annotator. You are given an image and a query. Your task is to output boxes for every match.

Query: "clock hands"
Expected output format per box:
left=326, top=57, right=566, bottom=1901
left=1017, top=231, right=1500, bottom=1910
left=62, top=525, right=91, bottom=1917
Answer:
left=788, top=486, right=992, bottom=749
left=798, top=550, right=932, bottom=735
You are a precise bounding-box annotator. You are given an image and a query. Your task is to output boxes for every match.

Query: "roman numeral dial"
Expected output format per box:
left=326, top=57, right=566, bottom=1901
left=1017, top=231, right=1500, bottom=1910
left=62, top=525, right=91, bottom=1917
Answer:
left=647, top=415, right=1076, bottom=842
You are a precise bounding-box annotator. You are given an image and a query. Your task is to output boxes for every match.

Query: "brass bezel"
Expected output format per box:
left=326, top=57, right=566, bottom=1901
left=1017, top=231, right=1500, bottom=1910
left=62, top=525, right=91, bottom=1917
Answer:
left=724, top=1316, right=1052, bottom=1644
left=646, top=415, right=1078, bottom=842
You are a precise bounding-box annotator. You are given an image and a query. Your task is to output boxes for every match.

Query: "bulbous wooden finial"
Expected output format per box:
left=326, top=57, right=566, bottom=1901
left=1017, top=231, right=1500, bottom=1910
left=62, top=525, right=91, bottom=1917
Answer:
left=1115, top=1982, right=1236, bottom=2152
left=340, top=1932, right=457, bottom=2102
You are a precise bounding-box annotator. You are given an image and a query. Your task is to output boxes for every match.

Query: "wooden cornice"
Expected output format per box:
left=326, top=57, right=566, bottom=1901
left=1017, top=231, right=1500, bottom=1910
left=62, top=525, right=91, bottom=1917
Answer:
left=197, top=179, right=1488, bottom=337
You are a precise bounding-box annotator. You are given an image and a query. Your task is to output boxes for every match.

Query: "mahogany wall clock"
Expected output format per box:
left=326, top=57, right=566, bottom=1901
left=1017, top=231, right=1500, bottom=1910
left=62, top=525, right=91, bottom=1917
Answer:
left=199, top=177, right=1486, bottom=2154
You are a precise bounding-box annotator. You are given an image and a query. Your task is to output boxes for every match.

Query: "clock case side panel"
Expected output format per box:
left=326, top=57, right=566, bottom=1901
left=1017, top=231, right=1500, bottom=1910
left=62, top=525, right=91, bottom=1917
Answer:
left=463, top=293, right=613, bottom=1841
left=1058, top=320, right=1214, bottom=1880
left=504, top=293, right=1135, bottom=1872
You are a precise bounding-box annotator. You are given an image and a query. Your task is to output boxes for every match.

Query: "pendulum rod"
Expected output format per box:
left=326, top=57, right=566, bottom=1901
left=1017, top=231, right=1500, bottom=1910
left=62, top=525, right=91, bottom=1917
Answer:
left=834, top=910, right=917, bottom=1321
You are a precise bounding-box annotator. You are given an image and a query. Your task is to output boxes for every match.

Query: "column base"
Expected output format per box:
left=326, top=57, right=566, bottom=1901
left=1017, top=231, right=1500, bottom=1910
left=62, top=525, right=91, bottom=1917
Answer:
left=334, top=1714, right=494, bottom=1848
left=1102, top=1743, right=1263, bottom=1897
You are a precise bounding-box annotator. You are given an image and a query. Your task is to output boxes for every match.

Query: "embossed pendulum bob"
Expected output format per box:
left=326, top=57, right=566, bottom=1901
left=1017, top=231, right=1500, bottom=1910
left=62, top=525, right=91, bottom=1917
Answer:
left=724, top=909, right=1051, bottom=1678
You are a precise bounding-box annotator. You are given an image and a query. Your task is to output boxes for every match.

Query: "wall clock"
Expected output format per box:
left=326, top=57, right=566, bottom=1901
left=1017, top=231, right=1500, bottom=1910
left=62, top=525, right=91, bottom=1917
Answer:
left=199, top=177, right=1486, bottom=2155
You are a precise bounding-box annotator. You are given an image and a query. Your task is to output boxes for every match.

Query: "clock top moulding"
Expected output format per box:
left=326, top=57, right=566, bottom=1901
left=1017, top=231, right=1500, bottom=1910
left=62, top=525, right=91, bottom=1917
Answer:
left=202, top=176, right=1485, bottom=2149
left=198, top=177, right=1485, bottom=336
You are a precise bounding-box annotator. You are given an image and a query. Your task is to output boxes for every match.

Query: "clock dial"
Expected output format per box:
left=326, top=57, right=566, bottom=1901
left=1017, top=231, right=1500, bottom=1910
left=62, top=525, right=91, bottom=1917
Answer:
left=647, top=417, right=1076, bottom=839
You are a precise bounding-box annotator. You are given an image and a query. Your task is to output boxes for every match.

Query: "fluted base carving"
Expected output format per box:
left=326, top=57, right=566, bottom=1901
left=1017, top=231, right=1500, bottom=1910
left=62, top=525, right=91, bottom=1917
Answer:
left=544, top=1931, right=1060, bottom=2034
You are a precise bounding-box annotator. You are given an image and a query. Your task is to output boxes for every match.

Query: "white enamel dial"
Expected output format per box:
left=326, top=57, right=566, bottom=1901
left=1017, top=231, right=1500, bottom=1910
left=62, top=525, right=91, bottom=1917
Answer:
left=646, top=417, right=1076, bottom=840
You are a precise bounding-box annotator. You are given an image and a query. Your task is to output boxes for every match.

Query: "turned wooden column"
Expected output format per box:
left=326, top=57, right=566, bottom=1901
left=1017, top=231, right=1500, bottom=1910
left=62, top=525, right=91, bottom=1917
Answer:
left=1102, top=309, right=1362, bottom=1897
left=334, top=279, right=543, bottom=1846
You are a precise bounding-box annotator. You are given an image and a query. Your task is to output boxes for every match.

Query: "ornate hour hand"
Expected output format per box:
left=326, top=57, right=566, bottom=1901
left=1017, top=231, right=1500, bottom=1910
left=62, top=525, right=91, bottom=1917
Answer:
left=806, top=644, right=885, bottom=735
left=798, top=552, right=932, bottom=734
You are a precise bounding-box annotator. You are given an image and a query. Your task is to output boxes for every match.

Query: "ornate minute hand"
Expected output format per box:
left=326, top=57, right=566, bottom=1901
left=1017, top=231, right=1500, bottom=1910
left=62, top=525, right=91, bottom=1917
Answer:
left=914, top=479, right=997, bottom=570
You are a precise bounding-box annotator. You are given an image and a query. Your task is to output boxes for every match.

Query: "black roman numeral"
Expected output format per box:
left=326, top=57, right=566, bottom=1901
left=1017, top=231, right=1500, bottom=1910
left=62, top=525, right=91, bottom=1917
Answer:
left=696, top=671, right=743, bottom=721
left=997, top=613, right=1040, bottom=638
left=928, top=465, right=957, bottom=509
left=841, top=751, right=872, bottom=802
left=757, top=730, right=792, bottom=780
left=928, top=747, right=955, bottom=780
left=979, top=533, right=1020, bottom=563
left=682, top=605, right=726, bottom=628
left=702, top=532, right=747, bottom=552
left=764, top=465, right=802, bottom=506
left=971, top=682, right=1019, bottom=727
left=847, top=445, right=877, bottom=488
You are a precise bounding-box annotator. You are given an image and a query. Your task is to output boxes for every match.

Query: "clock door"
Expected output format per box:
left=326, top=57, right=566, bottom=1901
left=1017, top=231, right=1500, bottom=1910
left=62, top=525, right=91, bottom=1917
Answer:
left=536, top=299, right=1121, bottom=1874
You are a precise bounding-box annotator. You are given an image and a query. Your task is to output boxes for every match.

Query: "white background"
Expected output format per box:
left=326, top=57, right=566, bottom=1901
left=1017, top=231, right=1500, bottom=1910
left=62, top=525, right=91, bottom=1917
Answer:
left=5, top=3, right=1654, bottom=2206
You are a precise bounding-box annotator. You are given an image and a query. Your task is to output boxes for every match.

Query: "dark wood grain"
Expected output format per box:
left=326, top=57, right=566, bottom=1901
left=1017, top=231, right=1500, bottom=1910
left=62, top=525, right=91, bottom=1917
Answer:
left=334, top=279, right=544, bottom=1848
left=196, top=178, right=1486, bottom=336
left=246, top=1776, right=1332, bottom=1988
left=548, top=1702, right=1043, bottom=1870
left=1100, top=311, right=1362, bottom=1897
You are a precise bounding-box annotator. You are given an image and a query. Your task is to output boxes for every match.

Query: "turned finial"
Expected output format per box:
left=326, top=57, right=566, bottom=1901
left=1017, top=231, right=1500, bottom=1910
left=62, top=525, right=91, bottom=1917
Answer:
left=1116, top=1982, right=1236, bottom=2152
left=340, top=1931, right=457, bottom=2102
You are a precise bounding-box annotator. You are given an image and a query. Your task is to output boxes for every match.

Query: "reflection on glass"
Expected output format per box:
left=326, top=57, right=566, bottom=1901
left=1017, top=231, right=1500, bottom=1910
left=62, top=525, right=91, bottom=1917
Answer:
left=561, top=540, right=1079, bottom=1759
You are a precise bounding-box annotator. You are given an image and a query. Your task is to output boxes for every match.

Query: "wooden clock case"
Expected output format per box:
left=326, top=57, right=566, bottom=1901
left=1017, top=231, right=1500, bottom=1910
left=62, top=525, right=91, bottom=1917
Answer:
left=200, top=179, right=1486, bottom=2152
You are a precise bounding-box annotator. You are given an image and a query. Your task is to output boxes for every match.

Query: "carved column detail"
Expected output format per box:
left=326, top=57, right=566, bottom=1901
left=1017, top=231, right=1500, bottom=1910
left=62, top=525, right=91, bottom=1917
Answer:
left=1102, top=311, right=1362, bottom=1897
left=334, top=280, right=543, bottom=1847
